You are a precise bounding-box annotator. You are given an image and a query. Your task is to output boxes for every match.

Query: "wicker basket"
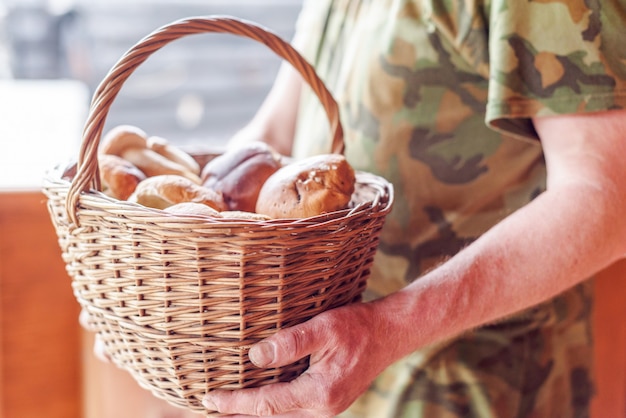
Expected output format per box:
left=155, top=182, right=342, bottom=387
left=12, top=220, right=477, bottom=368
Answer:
left=43, top=16, right=393, bottom=414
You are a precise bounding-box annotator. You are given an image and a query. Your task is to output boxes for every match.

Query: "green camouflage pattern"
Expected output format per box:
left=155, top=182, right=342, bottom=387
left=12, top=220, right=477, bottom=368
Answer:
left=290, top=0, right=626, bottom=416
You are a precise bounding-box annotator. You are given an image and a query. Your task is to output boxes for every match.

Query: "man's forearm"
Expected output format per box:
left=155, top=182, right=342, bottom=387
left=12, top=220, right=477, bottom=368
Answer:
left=372, top=179, right=625, bottom=363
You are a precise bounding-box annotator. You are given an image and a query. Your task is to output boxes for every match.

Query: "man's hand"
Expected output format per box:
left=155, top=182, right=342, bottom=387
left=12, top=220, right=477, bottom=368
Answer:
left=202, top=109, right=626, bottom=417
left=202, top=301, right=393, bottom=417
left=79, top=309, right=111, bottom=363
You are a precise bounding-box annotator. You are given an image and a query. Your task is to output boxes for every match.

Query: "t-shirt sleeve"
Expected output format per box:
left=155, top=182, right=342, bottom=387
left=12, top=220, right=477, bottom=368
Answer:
left=485, top=0, right=626, bottom=141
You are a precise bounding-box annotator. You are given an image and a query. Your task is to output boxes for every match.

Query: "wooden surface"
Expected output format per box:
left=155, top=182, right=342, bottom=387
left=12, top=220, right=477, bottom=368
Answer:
left=0, top=189, right=624, bottom=418
left=0, top=191, right=82, bottom=418
left=591, top=259, right=626, bottom=418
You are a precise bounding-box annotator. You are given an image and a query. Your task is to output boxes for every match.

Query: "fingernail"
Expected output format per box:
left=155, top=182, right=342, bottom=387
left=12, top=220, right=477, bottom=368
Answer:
left=202, top=396, right=217, bottom=411
left=249, top=341, right=275, bottom=367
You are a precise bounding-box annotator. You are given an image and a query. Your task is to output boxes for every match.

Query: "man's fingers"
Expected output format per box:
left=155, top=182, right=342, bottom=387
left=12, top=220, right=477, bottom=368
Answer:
left=93, top=334, right=111, bottom=363
left=80, top=310, right=112, bottom=363
left=79, top=309, right=97, bottom=332
left=203, top=382, right=299, bottom=416
left=249, top=321, right=325, bottom=368
left=203, top=373, right=322, bottom=417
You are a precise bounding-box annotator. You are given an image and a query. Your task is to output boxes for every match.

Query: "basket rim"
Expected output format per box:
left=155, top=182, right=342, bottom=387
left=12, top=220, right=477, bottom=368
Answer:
left=44, top=163, right=394, bottom=229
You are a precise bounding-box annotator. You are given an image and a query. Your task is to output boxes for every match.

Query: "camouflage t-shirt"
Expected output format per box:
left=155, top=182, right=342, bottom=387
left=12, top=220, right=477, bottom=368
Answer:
left=290, top=1, right=626, bottom=417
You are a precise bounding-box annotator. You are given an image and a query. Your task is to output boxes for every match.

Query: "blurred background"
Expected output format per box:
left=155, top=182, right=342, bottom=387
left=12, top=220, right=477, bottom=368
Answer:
left=0, top=2, right=305, bottom=417
left=0, top=0, right=303, bottom=189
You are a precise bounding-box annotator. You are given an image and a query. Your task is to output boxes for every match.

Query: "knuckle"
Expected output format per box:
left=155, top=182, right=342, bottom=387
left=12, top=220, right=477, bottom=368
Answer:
left=325, top=395, right=351, bottom=417
left=316, top=379, right=352, bottom=416
left=254, top=398, right=280, bottom=416
left=279, top=327, right=308, bottom=357
left=316, top=310, right=342, bottom=334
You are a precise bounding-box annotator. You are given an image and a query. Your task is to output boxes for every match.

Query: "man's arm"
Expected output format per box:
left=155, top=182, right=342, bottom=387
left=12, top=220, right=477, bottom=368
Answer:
left=203, top=109, right=626, bottom=417
left=228, top=32, right=307, bottom=156
left=374, top=109, right=626, bottom=360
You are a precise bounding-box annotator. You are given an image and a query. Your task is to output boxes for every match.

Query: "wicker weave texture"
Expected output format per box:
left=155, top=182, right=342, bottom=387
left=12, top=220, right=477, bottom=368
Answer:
left=43, top=16, right=394, bottom=414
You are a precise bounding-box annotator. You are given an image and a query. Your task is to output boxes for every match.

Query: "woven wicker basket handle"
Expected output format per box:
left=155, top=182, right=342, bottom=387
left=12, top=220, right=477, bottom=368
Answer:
left=66, top=15, right=344, bottom=224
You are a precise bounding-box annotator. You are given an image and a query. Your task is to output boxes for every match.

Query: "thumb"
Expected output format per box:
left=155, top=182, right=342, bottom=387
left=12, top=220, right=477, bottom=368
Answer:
left=249, top=322, right=323, bottom=368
